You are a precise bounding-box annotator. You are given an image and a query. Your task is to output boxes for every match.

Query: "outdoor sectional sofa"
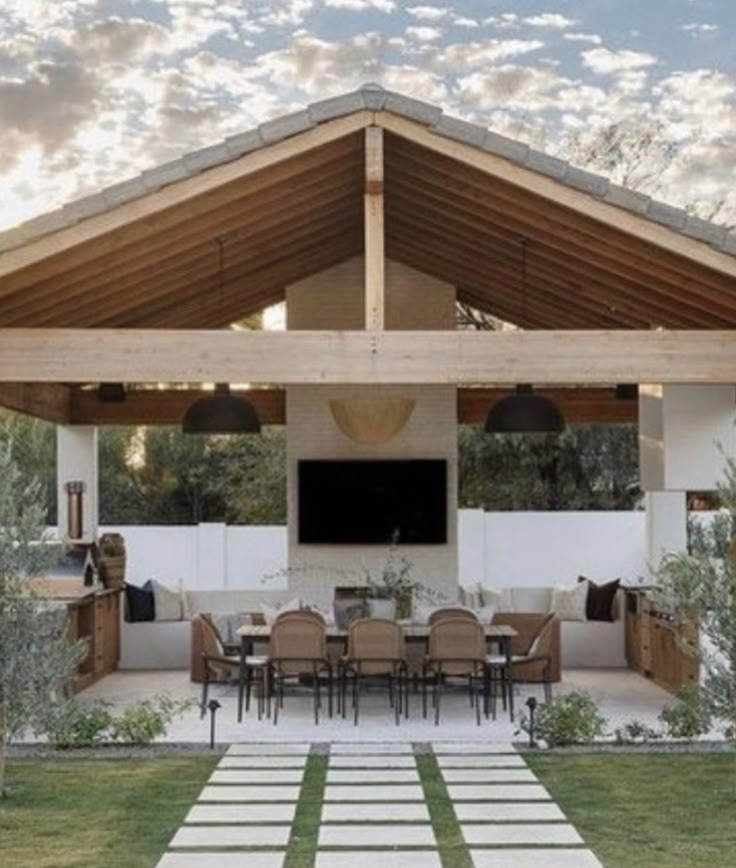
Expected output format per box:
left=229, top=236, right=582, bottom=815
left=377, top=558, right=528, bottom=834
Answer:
left=120, top=583, right=625, bottom=677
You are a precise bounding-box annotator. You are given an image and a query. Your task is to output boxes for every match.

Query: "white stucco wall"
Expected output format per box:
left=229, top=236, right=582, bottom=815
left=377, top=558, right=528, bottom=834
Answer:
left=104, top=510, right=652, bottom=595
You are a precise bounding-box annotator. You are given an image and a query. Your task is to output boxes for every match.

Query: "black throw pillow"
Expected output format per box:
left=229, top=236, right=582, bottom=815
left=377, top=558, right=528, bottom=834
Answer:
left=578, top=575, right=620, bottom=622
left=125, top=580, right=155, bottom=622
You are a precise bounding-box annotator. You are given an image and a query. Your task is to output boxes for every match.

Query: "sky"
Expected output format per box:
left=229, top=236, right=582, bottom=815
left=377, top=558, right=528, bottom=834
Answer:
left=0, top=0, right=735, bottom=232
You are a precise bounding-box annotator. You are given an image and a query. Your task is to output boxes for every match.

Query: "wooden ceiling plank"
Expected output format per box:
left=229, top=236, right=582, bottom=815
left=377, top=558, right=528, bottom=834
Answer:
left=0, top=160, right=363, bottom=321
left=457, top=387, right=637, bottom=424
left=380, top=116, right=736, bottom=281
left=23, top=201, right=361, bottom=328
left=387, top=145, right=736, bottom=318
left=387, top=182, right=723, bottom=329
left=0, top=116, right=371, bottom=289
left=133, top=232, right=362, bottom=329
left=390, top=228, right=632, bottom=329
left=389, top=209, right=650, bottom=329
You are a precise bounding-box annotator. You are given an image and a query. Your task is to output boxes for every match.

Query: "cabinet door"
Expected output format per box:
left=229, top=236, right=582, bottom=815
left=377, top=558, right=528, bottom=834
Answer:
left=102, top=594, right=121, bottom=671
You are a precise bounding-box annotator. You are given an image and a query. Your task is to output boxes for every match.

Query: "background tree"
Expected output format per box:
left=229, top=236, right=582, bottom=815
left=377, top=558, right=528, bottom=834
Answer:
left=0, top=445, right=83, bottom=796
left=0, top=409, right=56, bottom=524
left=656, top=451, right=736, bottom=782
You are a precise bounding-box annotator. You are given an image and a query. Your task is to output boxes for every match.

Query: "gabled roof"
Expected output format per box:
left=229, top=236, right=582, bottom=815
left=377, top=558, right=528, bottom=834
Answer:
left=0, top=83, right=735, bottom=330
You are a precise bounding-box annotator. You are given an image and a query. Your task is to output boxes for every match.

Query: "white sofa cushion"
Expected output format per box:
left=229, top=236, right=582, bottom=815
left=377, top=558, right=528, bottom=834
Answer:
left=551, top=582, right=588, bottom=622
left=119, top=620, right=190, bottom=670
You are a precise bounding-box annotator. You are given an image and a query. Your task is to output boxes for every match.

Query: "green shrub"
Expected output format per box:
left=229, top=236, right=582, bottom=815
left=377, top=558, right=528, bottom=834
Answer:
left=110, top=695, right=192, bottom=744
left=659, top=685, right=712, bottom=739
left=528, top=691, right=607, bottom=747
left=614, top=719, right=662, bottom=744
left=45, top=700, right=113, bottom=749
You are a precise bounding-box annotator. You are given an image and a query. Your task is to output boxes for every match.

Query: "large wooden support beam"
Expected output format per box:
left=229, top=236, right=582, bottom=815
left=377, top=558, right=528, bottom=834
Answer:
left=364, top=126, right=385, bottom=330
left=62, top=386, right=633, bottom=425
left=0, top=382, right=71, bottom=423
left=1, top=329, right=736, bottom=385
left=70, top=388, right=285, bottom=426
left=459, top=387, right=637, bottom=425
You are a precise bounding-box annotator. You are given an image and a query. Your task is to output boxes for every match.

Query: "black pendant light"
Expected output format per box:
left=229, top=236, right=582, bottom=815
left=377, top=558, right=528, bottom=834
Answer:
left=97, top=382, right=126, bottom=403
left=485, top=384, right=565, bottom=433
left=182, top=384, right=261, bottom=434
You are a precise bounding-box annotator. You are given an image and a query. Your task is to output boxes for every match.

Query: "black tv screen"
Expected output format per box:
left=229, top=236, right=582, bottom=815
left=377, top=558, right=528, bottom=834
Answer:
left=298, top=459, right=447, bottom=545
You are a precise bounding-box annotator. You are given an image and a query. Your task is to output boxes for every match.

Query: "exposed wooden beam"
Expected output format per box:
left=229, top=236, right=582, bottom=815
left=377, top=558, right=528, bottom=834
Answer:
left=2, top=329, right=736, bottom=385
left=0, top=383, right=71, bottom=423
left=70, top=388, right=285, bottom=425
left=458, top=387, right=637, bottom=425
left=64, top=385, right=636, bottom=425
left=364, top=126, right=385, bottom=330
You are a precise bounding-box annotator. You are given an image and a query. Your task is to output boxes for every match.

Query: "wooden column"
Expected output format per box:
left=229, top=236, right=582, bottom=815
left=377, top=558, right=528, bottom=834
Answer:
left=364, top=126, right=385, bottom=330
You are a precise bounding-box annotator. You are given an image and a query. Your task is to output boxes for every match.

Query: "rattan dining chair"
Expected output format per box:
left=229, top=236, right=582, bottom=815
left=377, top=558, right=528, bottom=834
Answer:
left=269, top=611, right=332, bottom=724
left=427, top=607, right=479, bottom=626
left=486, top=613, right=557, bottom=718
left=340, top=618, right=408, bottom=725
left=198, top=615, right=269, bottom=721
left=423, top=616, right=487, bottom=725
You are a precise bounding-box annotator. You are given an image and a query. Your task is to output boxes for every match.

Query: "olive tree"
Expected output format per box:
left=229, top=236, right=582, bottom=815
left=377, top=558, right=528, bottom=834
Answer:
left=0, top=443, right=84, bottom=796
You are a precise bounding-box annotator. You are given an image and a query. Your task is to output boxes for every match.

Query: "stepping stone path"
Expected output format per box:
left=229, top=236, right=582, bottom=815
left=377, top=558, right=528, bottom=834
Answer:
left=157, top=741, right=603, bottom=867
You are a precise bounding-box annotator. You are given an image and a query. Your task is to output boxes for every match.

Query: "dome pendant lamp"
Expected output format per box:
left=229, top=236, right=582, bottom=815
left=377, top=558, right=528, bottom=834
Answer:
left=182, top=384, right=261, bottom=435
left=484, top=384, right=565, bottom=434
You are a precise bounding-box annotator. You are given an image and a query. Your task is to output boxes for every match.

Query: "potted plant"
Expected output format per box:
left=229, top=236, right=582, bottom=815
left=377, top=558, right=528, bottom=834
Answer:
left=363, top=545, right=435, bottom=620
left=98, top=533, right=126, bottom=588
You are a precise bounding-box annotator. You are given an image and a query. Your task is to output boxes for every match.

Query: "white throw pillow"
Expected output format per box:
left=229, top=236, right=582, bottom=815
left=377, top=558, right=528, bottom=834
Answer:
left=151, top=579, right=183, bottom=621
left=260, top=597, right=301, bottom=626
left=209, top=611, right=252, bottom=645
left=551, top=581, right=588, bottom=622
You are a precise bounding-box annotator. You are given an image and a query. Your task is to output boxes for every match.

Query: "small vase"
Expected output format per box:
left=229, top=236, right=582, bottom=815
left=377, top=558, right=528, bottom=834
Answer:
left=367, top=597, right=396, bottom=620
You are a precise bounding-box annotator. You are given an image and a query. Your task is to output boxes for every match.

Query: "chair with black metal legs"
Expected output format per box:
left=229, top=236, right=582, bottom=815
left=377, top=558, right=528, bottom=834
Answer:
left=486, top=613, right=557, bottom=719
left=340, top=618, right=408, bottom=726
left=423, top=617, right=487, bottom=726
left=199, top=616, right=268, bottom=721
left=269, top=612, right=332, bottom=725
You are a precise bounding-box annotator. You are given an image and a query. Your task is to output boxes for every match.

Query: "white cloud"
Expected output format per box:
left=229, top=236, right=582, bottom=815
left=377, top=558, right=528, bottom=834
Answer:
left=437, top=38, right=544, bottom=70
left=406, top=5, right=449, bottom=21
left=483, top=14, right=520, bottom=31
left=563, top=32, right=602, bottom=45
left=581, top=48, right=658, bottom=75
left=457, top=65, right=565, bottom=111
left=453, top=17, right=478, bottom=29
left=681, top=23, right=719, bottom=34
left=323, top=0, right=395, bottom=11
left=523, top=13, right=579, bottom=29
left=406, top=26, right=442, bottom=42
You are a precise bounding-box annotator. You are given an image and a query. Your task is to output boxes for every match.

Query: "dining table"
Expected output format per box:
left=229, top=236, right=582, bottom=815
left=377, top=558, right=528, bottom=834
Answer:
left=236, top=621, right=519, bottom=721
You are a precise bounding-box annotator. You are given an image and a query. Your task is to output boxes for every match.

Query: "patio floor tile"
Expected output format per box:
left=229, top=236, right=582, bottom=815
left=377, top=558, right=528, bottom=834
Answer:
left=326, top=769, right=419, bottom=784
left=319, top=823, right=435, bottom=847
left=219, top=756, right=308, bottom=769
left=330, top=743, right=413, bottom=754
left=323, top=784, right=425, bottom=801
left=447, top=784, right=551, bottom=801
left=462, top=823, right=583, bottom=845
left=432, top=742, right=517, bottom=754
left=209, top=770, right=304, bottom=785
left=442, top=769, right=538, bottom=784
left=199, top=785, right=300, bottom=802
left=158, top=854, right=284, bottom=868
left=454, top=802, right=566, bottom=822
left=436, top=755, right=525, bottom=768
left=185, top=804, right=296, bottom=824
left=315, top=852, right=441, bottom=868
left=329, top=755, right=416, bottom=768
left=469, top=849, right=603, bottom=867
left=321, top=802, right=431, bottom=822
left=227, top=743, right=310, bottom=755
left=170, top=825, right=290, bottom=848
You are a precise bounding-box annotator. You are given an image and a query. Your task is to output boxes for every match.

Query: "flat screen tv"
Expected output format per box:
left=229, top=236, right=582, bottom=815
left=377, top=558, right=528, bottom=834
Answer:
left=298, top=459, right=447, bottom=545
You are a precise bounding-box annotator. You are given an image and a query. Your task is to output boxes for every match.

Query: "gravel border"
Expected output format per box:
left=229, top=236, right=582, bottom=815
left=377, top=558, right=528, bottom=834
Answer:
left=514, top=740, right=735, bottom=754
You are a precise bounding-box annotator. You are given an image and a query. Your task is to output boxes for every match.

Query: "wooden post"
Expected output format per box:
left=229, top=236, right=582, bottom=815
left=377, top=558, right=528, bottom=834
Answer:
left=364, top=126, right=385, bottom=330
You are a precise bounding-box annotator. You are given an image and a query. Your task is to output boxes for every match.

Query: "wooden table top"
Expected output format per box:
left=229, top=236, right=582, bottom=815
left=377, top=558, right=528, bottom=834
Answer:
left=237, top=623, right=517, bottom=640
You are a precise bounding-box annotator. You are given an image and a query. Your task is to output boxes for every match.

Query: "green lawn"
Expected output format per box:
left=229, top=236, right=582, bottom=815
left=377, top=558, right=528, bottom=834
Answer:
left=1, top=753, right=735, bottom=868
left=0, top=756, right=218, bottom=868
left=526, top=753, right=736, bottom=868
